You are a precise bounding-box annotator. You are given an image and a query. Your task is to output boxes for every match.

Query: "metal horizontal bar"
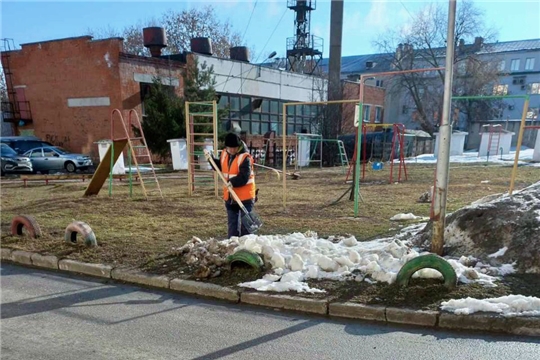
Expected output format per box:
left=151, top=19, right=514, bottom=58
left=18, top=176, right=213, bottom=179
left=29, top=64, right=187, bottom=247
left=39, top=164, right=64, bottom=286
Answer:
left=284, top=99, right=361, bottom=106
left=452, top=95, right=529, bottom=100
left=191, top=133, right=215, bottom=136
left=189, top=112, right=214, bottom=116
left=186, top=101, right=215, bottom=105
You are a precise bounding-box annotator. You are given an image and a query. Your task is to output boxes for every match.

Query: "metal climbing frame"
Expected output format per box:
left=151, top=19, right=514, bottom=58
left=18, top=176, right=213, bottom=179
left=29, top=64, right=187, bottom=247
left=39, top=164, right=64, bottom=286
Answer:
left=108, top=109, right=163, bottom=200
left=345, top=123, right=407, bottom=183
left=185, top=101, right=218, bottom=197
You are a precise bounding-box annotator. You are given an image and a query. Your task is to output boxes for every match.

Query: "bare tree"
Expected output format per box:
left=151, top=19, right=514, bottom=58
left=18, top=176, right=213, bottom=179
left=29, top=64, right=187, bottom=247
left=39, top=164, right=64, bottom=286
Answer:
left=374, top=0, right=501, bottom=134
left=0, top=69, right=7, bottom=102
left=88, top=5, right=242, bottom=58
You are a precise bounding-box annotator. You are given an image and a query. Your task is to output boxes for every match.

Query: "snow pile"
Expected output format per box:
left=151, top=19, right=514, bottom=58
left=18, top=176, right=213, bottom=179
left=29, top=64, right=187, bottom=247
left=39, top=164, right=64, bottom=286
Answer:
left=397, top=148, right=538, bottom=166
left=390, top=213, right=427, bottom=221
left=413, top=180, right=540, bottom=273
left=227, top=225, right=514, bottom=294
left=441, top=295, right=540, bottom=317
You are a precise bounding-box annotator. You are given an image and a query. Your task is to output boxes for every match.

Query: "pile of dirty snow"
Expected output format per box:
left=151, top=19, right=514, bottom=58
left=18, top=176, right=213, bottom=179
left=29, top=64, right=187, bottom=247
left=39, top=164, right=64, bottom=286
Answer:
left=413, top=181, right=540, bottom=274
left=224, top=225, right=515, bottom=294
left=441, top=295, right=540, bottom=317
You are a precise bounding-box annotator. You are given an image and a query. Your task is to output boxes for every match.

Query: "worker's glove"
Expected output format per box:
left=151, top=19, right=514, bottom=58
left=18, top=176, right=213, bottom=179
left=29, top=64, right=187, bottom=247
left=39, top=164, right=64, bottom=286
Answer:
left=227, top=181, right=233, bottom=188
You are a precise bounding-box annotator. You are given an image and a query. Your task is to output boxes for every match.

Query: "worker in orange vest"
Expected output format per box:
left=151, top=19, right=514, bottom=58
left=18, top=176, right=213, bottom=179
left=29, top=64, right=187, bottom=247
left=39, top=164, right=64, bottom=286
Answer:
left=209, top=133, right=258, bottom=238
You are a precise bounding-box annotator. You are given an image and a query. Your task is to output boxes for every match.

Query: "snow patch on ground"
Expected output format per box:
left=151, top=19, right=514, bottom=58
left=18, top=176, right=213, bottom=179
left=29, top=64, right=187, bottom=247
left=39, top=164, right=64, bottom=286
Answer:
left=488, top=247, right=508, bottom=258
left=230, top=224, right=514, bottom=294
left=390, top=213, right=427, bottom=221
left=441, top=295, right=540, bottom=317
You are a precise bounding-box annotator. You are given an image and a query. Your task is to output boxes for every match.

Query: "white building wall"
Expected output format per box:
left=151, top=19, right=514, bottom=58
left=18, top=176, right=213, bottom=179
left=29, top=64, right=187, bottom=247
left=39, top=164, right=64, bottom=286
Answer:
left=194, top=55, right=327, bottom=102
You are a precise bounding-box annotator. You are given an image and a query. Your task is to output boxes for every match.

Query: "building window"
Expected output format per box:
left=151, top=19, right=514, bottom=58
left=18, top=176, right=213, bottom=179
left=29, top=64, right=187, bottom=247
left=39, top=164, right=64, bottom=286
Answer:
left=492, top=84, right=508, bottom=95
left=376, top=80, right=384, bottom=87
left=528, top=83, right=540, bottom=95
left=526, top=107, right=538, bottom=119
left=498, top=60, right=505, bottom=71
left=363, top=105, right=371, bottom=122
left=374, top=107, right=382, bottom=123
left=510, top=59, right=520, bottom=71
left=525, top=58, right=535, bottom=70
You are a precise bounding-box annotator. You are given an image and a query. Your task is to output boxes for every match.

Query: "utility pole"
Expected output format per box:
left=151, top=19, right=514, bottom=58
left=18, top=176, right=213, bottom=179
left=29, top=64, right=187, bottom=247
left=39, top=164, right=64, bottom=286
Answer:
left=431, top=0, right=457, bottom=255
left=326, top=0, right=344, bottom=164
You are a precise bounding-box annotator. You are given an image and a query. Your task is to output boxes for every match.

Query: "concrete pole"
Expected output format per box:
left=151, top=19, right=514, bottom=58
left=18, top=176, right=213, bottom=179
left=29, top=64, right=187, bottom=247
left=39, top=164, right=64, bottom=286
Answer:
left=431, top=0, right=457, bottom=255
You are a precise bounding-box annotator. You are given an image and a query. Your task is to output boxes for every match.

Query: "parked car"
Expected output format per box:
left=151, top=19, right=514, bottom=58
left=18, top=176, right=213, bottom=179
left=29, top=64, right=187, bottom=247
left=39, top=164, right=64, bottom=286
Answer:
left=0, top=143, right=33, bottom=176
left=0, top=136, right=54, bottom=154
left=24, top=146, right=93, bottom=173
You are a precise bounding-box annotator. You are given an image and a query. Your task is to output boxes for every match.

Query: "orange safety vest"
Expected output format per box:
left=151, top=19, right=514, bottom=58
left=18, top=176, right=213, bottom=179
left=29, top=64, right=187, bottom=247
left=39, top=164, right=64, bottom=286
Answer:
left=220, top=151, right=256, bottom=202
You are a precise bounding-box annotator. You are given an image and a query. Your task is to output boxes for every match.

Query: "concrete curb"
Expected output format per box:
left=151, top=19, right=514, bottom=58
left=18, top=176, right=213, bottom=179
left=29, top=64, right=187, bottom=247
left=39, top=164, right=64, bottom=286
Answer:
left=329, top=302, right=386, bottom=322
left=240, top=292, right=328, bottom=315
left=2, top=247, right=539, bottom=338
left=58, top=259, right=112, bottom=278
left=111, top=268, right=170, bottom=289
left=170, top=279, right=239, bottom=303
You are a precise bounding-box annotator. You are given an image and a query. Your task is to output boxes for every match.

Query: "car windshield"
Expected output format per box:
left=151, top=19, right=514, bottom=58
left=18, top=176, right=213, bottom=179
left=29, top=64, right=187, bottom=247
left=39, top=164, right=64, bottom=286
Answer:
left=0, top=144, right=17, bottom=156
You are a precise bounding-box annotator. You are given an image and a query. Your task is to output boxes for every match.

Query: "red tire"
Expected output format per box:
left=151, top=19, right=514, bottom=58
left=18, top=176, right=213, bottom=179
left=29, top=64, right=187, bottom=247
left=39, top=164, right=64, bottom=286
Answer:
left=64, top=221, right=97, bottom=247
left=10, top=215, right=42, bottom=238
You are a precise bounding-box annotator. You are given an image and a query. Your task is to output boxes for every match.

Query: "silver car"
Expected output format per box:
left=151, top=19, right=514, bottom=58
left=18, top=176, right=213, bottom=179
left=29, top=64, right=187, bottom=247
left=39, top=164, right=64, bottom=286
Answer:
left=24, top=146, right=93, bottom=174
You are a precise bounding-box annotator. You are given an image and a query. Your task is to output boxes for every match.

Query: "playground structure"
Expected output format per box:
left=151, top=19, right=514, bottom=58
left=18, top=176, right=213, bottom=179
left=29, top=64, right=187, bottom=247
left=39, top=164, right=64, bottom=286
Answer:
left=84, top=109, right=162, bottom=200
left=185, top=101, right=218, bottom=197
left=344, top=123, right=408, bottom=184
left=294, top=133, right=349, bottom=172
left=451, top=94, right=532, bottom=195
left=281, top=99, right=362, bottom=210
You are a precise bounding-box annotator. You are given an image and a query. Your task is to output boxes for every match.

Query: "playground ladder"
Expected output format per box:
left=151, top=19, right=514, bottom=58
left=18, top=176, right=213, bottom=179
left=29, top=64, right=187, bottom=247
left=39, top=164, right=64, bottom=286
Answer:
left=486, top=125, right=502, bottom=158
left=337, top=140, right=349, bottom=168
left=185, top=101, right=218, bottom=196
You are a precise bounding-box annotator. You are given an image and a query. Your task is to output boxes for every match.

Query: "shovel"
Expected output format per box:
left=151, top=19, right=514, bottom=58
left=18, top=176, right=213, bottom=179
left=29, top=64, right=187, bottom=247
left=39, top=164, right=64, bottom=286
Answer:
left=203, top=150, right=263, bottom=234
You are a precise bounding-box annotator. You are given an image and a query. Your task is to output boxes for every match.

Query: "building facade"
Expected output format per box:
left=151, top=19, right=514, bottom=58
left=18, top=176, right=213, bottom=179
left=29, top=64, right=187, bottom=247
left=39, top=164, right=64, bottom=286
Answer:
left=1, top=32, right=327, bottom=160
left=322, top=38, right=540, bottom=149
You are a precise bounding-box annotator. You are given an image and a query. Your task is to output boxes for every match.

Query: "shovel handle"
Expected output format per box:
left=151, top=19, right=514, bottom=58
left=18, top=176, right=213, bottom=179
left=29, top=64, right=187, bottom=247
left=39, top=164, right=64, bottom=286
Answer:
left=203, top=150, right=250, bottom=214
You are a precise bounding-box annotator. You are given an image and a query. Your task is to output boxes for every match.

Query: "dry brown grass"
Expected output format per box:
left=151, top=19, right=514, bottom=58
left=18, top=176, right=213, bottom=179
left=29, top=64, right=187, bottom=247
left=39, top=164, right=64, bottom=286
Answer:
left=1, top=163, right=538, bottom=269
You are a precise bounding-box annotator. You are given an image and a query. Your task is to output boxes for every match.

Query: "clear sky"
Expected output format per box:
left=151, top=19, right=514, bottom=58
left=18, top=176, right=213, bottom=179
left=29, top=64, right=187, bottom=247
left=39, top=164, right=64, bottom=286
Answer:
left=2, top=0, right=540, bottom=60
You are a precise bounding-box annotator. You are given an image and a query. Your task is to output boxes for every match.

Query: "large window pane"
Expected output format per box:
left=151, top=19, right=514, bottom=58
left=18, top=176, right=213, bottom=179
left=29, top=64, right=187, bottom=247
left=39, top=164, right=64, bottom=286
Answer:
left=287, top=124, right=295, bottom=134
left=218, top=95, right=229, bottom=109
left=230, top=96, right=240, bottom=111
left=251, top=122, right=261, bottom=135
left=241, top=97, right=251, bottom=110
left=262, top=100, right=270, bottom=113
left=271, top=100, right=279, bottom=114
left=287, top=105, right=295, bottom=115
left=261, top=122, right=269, bottom=134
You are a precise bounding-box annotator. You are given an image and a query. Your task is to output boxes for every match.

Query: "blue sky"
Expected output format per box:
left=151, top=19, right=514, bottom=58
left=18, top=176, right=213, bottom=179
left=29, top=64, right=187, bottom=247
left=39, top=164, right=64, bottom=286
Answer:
left=2, top=0, right=540, bottom=59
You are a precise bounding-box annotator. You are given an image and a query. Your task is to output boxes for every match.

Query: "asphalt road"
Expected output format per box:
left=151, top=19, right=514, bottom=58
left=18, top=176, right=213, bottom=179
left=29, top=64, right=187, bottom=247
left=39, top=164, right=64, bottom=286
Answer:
left=1, top=264, right=539, bottom=360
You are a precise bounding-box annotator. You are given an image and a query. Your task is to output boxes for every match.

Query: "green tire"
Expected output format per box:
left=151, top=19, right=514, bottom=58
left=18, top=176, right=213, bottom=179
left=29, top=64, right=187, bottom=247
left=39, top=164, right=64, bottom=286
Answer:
left=226, top=249, right=264, bottom=271
left=396, top=254, right=457, bottom=289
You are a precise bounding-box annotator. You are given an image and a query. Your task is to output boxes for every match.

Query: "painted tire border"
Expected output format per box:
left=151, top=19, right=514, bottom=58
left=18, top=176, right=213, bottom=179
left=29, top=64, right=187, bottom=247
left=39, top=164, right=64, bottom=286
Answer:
left=396, top=254, right=458, bottom=289
left=226, top=249, right=264, bottom=270
left=10, top=215, right=42, bottom=239
left=64, top=221, right=98, bottom=247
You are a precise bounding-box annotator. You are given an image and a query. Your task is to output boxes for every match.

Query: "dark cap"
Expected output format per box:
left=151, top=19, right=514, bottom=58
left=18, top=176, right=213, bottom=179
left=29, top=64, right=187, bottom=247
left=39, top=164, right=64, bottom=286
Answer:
left=224, top=133, right=242, bottom=147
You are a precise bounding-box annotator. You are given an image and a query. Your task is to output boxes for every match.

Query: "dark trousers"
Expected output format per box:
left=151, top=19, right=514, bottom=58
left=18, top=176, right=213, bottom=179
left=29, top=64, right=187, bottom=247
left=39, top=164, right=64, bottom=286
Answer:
left=226, top=200, right=254, bottom=238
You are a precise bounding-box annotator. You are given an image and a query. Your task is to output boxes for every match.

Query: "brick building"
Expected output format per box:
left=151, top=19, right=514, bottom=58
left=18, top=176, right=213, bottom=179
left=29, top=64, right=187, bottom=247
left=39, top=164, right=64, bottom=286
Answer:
left=1, top=35, right=185, bottom=159
left=341, top=80, right=386, bottom=134
left=1, top=29, right=329, bottom=163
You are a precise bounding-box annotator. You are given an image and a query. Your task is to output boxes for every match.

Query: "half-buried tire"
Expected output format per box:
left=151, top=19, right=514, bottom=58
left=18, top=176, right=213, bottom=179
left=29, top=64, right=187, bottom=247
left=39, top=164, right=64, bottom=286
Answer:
left=226, top=249, right=264, bottom=271
left=64, top=221, right=97, bottom=247
left=396, top=253, right=457, bottom=289
left=10, top=215, right=42, bottom=238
